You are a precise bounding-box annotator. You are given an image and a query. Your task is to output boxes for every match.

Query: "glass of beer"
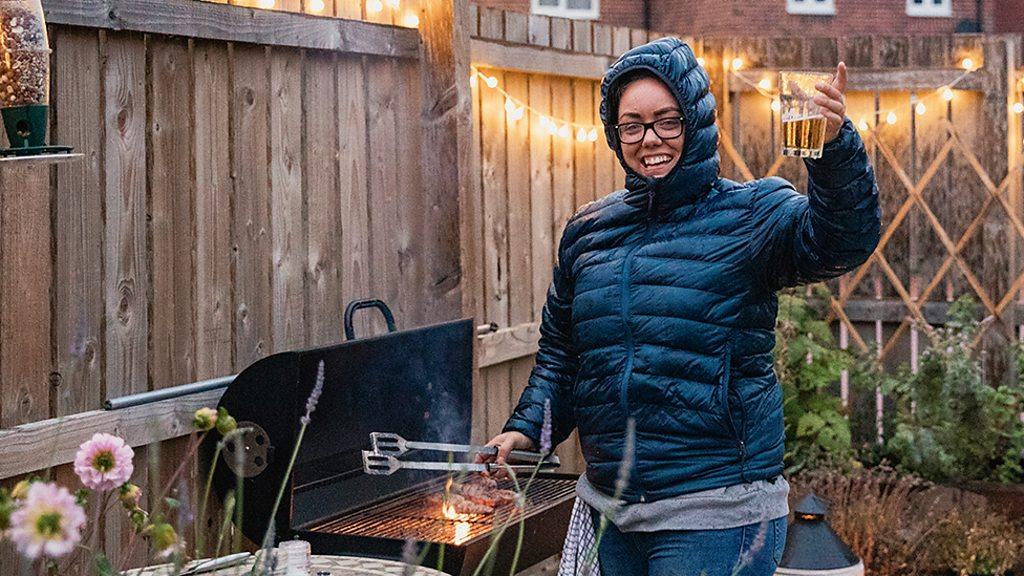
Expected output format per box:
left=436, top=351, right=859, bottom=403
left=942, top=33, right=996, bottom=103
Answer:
left=779, top=71, right=832, bottom=159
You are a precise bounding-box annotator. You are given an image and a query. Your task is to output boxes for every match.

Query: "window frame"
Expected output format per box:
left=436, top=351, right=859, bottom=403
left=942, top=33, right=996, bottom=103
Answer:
left=906, top=0, right=952, bottom=17
left=531, top=0, right=600, bottom=21
left=785, top=0, right=836, bottom=16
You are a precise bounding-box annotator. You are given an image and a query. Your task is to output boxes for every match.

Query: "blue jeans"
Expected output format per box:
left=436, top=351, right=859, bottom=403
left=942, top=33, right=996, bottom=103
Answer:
left=589, top=510, right=787, bottom=576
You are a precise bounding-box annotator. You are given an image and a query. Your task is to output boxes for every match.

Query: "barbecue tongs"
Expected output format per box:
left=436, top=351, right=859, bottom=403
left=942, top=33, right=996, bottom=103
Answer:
left=362, top=432, right=560, bottom=476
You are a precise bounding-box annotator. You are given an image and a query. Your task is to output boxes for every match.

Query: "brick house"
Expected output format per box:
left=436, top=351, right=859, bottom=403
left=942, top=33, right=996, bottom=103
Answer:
left=471, top=0, right=1024, bottom=35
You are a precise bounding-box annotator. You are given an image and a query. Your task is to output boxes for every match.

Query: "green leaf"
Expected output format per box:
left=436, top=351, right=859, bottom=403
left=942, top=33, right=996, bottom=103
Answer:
left=797, top=413, right=826, bottom=438
left=93, top=553, right=116, bottom=576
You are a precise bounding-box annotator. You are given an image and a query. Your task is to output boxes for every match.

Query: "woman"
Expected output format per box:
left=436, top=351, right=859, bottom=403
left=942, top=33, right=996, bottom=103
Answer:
left=478, top=38, right=879, bottom=575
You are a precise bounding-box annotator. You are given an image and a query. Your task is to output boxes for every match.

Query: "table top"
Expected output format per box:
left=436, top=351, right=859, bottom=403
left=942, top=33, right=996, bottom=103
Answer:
left=127, top=554, right=451, bottom=576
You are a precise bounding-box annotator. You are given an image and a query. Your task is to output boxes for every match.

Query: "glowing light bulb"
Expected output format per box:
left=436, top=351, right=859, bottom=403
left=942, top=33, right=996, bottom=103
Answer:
left=505, top=99, right=516, bottom=114
left=539, top=116, right=551, bottom=127
left=386, top=0, right=399, bottom=8
left=858, top=119, right=869, bottom=132
left=511, top=107, right=525, bottom=121
left=402, top=12, right=419, bottom=27
left=469, top=74, right=477, bottom=88
left=558, top=124, right=570, bottom=138
left=942, top=87, right=954, bottom=102
left=696, top=57, right=706, bottom=67
left=588, top=128, right=599, bottom=142
left=731, top=57, right=744, bottom=71
left=770, top=99, right=780, bottom=113
left=961, top=57, right=975, bottom=71
left=258, top=0, right=275, bottom=7
left=757, top=78, right=771, bottom=91
left=886, top=111, right=898, bottom=125
left=546, top=122, right=559, bottom=135
left=576, top=128, right=588, bottom=142
left=1013, top=102, right=1024, bottom=115
left=915, top=102, right=926, bottom=116
left=485, top=75, right=498, bottom=89
left=307, top=0, right=325, bottom=11
left=366, top=0, right=383, bottom=13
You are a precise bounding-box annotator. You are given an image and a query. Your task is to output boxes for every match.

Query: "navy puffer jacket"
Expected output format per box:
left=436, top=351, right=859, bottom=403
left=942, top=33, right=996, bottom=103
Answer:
left=502, top=37, right=880, bottom=502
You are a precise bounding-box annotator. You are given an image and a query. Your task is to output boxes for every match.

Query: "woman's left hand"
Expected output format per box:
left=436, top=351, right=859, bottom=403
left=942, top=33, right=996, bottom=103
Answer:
left=813, top=61, right=848, bottom=144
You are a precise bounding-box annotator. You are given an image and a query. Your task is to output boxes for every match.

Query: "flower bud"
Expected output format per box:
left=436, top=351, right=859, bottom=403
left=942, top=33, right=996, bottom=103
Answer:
left=11, top=479, right=31, bottom=500
left=149, top=522, right=178, bottom=553
left=119, top=483, right=141, bottom=509
left=216, top=407, right=237, bottom=435
left=129, top=507, right=149, bottom=530
left=193, top=407, right=218, bottom=432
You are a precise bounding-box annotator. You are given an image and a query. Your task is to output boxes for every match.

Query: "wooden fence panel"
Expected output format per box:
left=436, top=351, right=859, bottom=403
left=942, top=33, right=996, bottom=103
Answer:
left=150, top=37, right=197, bottom=391
left=53, top=28, right=104, bottom=418
left=231, top=44, right=273, bottom=368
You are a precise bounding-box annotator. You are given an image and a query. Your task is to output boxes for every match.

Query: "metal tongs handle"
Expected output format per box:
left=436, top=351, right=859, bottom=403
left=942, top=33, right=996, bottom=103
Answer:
left=370, top=432, right=555, bottom=464
left=362, top=451, right=559, bottom=476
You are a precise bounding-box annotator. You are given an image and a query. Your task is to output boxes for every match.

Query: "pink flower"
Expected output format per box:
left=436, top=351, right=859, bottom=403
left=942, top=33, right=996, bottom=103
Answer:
left=74, top=433, right=134, bottom=491
left=8, top=482, right=86, bottom=559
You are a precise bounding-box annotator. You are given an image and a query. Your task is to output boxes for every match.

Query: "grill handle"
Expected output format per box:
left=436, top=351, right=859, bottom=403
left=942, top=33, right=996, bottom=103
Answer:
left=344, top=299, right=397, bottom=340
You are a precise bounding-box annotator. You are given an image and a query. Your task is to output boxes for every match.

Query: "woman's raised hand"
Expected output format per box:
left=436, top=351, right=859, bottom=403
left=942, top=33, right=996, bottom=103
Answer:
left=813, top=61, right=848, bottom=144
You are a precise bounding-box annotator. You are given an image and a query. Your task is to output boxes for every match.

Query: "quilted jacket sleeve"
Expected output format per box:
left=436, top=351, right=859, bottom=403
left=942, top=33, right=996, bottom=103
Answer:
left=502, top=229, right=579, bottom=449
left=748, top=118, right=881, bottom=292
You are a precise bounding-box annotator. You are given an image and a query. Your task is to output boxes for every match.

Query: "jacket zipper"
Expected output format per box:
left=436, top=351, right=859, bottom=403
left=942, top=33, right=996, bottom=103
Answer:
left=619, top=220, right=652, bottom=502
left=720, top=336, right=747, bottom=472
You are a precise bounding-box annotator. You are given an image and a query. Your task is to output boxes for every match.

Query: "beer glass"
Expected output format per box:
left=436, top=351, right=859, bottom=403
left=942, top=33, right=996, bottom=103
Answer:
left=779, top=71, right=832, bottom=159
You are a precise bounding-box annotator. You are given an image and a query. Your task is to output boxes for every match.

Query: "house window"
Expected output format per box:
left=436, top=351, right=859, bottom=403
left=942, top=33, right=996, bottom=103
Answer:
left=906, top=0, right=952, bottom=17
left=786, top=0, right=836, bottom=15
left=531, top=0, right=600, bottom=20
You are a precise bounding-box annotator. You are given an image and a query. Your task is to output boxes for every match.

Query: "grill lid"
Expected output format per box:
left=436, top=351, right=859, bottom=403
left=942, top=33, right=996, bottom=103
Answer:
left=212, top=300, right=474, bottom=542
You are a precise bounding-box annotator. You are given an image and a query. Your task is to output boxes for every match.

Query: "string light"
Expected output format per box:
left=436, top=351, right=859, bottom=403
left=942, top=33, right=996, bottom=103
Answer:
left=770, top=99, right=780, bottom=113
left=470, top=67, right=604, bottom=139
left=886, top=111, right=898, bottom=125
left=731, top=57, right=744, bottom=71
left=366, top=0, right=383, bottom=13
left=757, top=78, right=771, bottom=91
left=961, top=57, right=976, bottom=71
left=915, top=101, right=927, bottom=116
left=469, top=74, right=477, bottom=88
left=942, top=87, right=954, bottom=101
left=257, top=0, right=275, bottom=7
left=1013, top=102, right=1024, bottom=115
left=385, top=0, right=400, bottom=8
left=402, top=12, right=419, bottom=27
left=858, top=118, right=870, bottom=131
left=307, top=0, right=325, bottom=11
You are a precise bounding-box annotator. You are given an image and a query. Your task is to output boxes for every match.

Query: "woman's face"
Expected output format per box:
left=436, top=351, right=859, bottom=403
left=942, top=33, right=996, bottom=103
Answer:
left=616, top=77, right=685, bottom=179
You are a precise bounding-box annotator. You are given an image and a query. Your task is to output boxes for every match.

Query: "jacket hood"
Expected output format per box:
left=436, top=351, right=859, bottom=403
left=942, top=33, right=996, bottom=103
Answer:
left=600, top=37, right=720, bottom=213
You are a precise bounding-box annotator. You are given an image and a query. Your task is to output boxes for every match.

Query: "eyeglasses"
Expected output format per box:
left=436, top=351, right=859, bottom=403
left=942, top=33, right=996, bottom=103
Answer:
left=614, top=117, right=685, bottom=144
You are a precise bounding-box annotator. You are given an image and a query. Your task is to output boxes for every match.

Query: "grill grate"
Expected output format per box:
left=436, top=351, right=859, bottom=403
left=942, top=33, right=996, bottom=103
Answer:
left=310, top=476, right=576, bottom=545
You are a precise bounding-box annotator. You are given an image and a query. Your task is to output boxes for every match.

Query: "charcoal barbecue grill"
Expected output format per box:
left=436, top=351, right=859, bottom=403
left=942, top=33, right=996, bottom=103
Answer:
left=211, top=299, right=576, bottom=575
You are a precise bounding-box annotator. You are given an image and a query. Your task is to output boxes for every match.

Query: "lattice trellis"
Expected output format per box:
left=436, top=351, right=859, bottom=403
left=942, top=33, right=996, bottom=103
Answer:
left=719, top=120, right=1024, bottom=364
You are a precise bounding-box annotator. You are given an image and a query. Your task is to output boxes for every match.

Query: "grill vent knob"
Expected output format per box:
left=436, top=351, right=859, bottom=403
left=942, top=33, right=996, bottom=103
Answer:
left=224, top=421, right=272, bottom=478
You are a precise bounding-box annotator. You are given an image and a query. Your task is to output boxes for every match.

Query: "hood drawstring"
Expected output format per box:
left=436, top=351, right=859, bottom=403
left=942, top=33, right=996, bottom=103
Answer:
left=646, top=188, right=655, bottom=215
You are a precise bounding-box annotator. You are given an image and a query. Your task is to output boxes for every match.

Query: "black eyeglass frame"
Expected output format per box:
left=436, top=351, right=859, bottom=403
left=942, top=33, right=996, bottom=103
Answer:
left=613, top=116, right=685, bottom=145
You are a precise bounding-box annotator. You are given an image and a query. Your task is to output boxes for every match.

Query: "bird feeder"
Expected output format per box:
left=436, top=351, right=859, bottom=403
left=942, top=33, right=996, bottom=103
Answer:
left=0, top=0, right=71, bottom=156
left=775, top=493, right=864, bottom=576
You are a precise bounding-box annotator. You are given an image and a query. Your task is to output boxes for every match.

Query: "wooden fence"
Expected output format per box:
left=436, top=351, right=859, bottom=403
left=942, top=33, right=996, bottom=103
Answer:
left=467, top=6, right=1024, bottom=460
left=0, top=0, right=469, bottom=570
